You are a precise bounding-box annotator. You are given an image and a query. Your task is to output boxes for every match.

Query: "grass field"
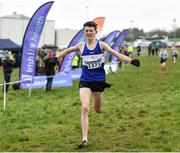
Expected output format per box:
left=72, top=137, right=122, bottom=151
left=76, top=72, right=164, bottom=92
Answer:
left=0, top=53, right=179, bottom=151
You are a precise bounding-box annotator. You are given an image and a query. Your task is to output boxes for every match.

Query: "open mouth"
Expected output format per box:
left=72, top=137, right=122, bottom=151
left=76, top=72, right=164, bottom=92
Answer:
left=87, top=35, right=92, bottom=38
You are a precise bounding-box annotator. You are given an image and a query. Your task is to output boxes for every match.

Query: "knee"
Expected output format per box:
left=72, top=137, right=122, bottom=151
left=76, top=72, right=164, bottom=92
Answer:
left=82, top=106, right=89, bottom=114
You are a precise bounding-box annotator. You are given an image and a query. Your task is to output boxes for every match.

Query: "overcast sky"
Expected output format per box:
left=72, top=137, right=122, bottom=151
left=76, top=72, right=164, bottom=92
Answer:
left=0, top=0, right=180, bottom=33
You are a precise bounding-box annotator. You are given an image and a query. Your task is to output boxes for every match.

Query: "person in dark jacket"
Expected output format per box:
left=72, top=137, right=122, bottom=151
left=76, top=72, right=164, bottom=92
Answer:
left=2, top=52, right=15, bottom=93
left=0, top=57, right=2, bottom=67
left=44, top=51, right=57, bottom=92
left=136, top=45, right=141, bottom=56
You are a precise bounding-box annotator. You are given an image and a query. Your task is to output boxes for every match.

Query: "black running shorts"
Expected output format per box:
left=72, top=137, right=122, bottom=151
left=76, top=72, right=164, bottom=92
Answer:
left=160, top=58, right=167, bottom=64
left=79, top=81, right=111, bottom=92
left=173, top=55, right=177, bottom=58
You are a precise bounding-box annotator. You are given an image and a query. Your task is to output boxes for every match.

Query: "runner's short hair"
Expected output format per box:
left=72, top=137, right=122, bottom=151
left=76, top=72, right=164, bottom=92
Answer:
left=83, top=21, right=97, bottom=30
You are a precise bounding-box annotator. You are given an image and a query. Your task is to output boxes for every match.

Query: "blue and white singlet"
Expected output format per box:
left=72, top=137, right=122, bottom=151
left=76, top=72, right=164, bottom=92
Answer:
left=80, top=40, right=105, bottom=82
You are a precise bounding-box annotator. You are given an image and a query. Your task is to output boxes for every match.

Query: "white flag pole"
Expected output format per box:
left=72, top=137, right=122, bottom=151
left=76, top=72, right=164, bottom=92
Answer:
left=28, top=79, right=33, bottom=98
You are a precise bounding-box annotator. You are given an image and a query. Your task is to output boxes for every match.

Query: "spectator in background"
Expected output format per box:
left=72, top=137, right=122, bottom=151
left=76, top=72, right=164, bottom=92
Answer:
left=72, top=55, right=80, bottom=68
left=151, top=44, right=155, bottom=56
left=2, top=51, right=15, bottom=93
left=148, top=44, right=152, bottom=56
left=136, top=45, right=141, bottom=56
left=44, top=51, right=57, bottom=92
left=171, top=46, right=178, bottom=64
left=159, top=47, right=168, bottom=72
left=0, top=57, right=2, bottom=67
left=122, top=45, right=129, bottom=57
left=128, top=43, right=134, bottom=57
left=36, top=49, right=45, bottom=76
left=155, top=42, right=160, bottom=56
left=121, top=46, right=129, bottom=71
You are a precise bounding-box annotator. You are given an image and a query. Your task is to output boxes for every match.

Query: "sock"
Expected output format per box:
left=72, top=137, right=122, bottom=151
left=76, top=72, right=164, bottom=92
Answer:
left=83, top=136, right=88, bottom=142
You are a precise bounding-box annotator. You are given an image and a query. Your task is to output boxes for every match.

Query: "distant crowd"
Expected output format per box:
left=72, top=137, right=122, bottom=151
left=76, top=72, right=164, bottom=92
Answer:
left=0, top=43, right=178, bottom=92
left=35, top=48, right=82, bottom=76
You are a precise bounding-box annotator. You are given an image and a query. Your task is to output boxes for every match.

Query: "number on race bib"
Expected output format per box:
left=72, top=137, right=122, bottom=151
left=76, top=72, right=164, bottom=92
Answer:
left=87, top=62, right=101, bottom=69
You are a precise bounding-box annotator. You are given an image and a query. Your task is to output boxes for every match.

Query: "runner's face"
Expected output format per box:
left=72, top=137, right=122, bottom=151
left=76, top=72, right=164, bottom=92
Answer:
left=84, top=26, right=97, bottom=41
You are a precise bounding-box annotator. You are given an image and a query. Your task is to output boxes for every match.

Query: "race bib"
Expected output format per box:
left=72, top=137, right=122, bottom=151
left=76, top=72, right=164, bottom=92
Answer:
left=82, top=53, right=105, bottom=69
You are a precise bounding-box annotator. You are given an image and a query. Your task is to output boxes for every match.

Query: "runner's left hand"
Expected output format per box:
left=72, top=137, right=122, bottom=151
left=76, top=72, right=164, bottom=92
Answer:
left=131, top=59, right=140, bottom=67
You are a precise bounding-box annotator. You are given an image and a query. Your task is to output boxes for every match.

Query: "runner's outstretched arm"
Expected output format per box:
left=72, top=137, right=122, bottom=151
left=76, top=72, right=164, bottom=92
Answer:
left=100, top=41, right=140, bottom=67
left=55, top=43, right=81, bottom=60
